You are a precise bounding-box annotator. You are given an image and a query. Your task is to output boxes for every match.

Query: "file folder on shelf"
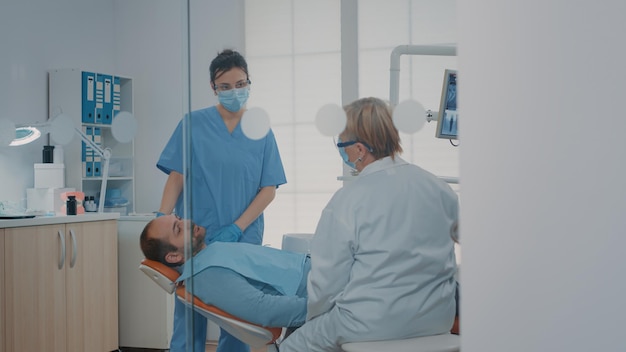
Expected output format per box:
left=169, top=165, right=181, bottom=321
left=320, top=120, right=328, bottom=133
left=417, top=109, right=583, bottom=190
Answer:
left=95, top=74, right=104, bottom=124
left=81, top=71, right=96, bottom=123
left=93, top=127, right=102, bottom=177
left=82, top=126, right=93, bottom=177
left=113, top=76, right=121, bottom=120
left=102, top=75, right=113, bottom=124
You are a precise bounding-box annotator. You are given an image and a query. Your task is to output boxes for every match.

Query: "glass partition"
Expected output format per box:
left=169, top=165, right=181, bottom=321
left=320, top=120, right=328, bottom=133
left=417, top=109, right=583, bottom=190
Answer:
left=176, top=1, right=458, bottom=350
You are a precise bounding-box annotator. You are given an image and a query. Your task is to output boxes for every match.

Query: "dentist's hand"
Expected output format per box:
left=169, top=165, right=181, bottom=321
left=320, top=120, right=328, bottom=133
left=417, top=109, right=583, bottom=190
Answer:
left=210, top=223, right=243, bottom=243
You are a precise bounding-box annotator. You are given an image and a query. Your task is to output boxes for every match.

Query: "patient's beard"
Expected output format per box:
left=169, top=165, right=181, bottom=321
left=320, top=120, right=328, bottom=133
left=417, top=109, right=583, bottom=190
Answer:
left=190, top=223, right=206, bottom=256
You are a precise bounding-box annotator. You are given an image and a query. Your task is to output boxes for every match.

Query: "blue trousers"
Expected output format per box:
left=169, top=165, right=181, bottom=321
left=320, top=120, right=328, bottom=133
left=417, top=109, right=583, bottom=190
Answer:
left=169, top=297, right=250, bottom=352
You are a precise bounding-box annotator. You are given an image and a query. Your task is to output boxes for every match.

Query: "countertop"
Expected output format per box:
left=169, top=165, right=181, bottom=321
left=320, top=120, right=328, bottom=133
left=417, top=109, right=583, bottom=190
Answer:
left=0, top=212, right=120, bottom=228
left=118, top=213, right=157, bottom=222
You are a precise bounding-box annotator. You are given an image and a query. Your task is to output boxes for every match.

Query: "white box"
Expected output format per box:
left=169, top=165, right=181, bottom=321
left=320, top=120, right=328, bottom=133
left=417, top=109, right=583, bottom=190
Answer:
left=108, top=157, right=133, bottom=177
left=27, top=187, right=75, bottom=214
left=34, top=163, right=65, bottom=188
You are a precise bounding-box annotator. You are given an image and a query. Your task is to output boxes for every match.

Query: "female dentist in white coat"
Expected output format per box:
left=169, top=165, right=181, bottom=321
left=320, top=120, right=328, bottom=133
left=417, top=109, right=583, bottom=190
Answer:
left=280, top=97, right=459, bottom=352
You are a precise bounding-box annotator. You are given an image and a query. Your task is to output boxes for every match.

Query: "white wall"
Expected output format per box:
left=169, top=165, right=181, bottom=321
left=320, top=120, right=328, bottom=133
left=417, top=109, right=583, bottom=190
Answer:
left=111, top=0, right=184, bottom=214
left=0, top=0, right=244, bottom=213
left=459, top=1, right=626, bottom=351
left=113, top=0, right=244, bottom=213
left=0, top=0, right=116, bottom=204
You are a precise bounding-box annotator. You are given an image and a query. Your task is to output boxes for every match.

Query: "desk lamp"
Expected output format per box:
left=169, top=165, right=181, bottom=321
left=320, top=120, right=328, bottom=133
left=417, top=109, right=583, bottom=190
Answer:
left=0, top=112, right=137, bottom=213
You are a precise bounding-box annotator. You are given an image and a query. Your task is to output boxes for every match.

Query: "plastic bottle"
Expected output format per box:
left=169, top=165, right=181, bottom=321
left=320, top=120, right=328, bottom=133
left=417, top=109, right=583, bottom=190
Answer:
left=67, top=195, right=77, bottom=215
left=88, top=196, right=96, bottom=212
left=42, top=145, right=55, bottom=163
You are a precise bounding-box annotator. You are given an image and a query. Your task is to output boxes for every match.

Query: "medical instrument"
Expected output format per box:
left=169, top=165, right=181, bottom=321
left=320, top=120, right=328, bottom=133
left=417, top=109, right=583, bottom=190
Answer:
left=388, top=45, right=459, bottom=140
left=389, top=44, right=456, bottom=111
left=389, top=44, right=460, bottom=184
left=435, top=69, right=458, bottom=141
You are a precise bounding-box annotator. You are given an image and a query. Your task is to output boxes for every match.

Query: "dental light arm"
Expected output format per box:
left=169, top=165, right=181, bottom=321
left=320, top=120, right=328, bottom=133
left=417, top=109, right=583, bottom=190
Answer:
left=388, top=44, right=460, bottom=185
left=2, top=111, right=137, bottom=213
left=389, top=44, right=456, bottom=109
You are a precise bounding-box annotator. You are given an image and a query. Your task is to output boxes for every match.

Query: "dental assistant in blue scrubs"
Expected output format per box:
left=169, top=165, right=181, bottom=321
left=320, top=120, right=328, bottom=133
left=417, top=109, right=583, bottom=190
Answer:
left=156, top=49, right=287, bottom=352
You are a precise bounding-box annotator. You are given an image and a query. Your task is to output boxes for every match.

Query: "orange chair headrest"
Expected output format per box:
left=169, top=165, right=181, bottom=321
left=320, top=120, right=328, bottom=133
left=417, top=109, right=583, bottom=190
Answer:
left=139, top=258, right=180, bottom=294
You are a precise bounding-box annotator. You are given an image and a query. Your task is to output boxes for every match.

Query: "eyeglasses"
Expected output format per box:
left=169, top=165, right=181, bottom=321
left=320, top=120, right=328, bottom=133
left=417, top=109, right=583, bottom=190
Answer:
left=336, top=140, right=357, bottom=148
left=213, top=79, right=251, bottom=92
left=335, top=138, right=374, bottom=153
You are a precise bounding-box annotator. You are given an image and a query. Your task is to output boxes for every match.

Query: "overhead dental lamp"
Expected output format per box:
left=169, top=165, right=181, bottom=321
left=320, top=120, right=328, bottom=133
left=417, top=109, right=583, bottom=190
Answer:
left=0, top=112, right=137, bottom=212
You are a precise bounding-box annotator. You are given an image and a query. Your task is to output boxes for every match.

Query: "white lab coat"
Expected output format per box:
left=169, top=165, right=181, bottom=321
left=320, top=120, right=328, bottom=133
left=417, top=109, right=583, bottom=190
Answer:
left=281, top=157, right=458, bottom=352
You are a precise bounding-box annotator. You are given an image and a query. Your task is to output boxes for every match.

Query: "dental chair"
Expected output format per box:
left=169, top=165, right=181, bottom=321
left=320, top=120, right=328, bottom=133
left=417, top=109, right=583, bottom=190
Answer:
left=139, top=258, right=283, bottom=352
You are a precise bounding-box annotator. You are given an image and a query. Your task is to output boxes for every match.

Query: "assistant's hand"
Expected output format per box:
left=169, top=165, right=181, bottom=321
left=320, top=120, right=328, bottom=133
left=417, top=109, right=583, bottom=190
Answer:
left=210, top=223, right=242, bottom=243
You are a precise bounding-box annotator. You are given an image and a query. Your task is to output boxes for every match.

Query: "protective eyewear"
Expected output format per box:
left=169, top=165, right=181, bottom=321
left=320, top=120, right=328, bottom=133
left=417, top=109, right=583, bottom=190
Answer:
left=335, top=138, right=374, bottom=153
left=336, top=140, right=357, bottom=148
left=213, top=79, right=251, bottom=92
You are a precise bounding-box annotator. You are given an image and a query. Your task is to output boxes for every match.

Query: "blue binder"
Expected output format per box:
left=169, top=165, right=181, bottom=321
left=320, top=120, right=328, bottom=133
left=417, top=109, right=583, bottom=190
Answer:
left=113, top=76, right=121, bottom=121
left=95, top=74, right=104, bottom=124
left=81, top=71, right=96, bottom=123
left=83, top=126, right=94, bottom=177
left=102, top=75, right=113, bottom=125
left=93, top=127, right=102, bottom=177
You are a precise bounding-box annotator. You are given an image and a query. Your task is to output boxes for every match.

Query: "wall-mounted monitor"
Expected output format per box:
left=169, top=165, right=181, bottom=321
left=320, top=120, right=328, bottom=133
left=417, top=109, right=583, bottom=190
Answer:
left=435, top=69, right=458, bottom=140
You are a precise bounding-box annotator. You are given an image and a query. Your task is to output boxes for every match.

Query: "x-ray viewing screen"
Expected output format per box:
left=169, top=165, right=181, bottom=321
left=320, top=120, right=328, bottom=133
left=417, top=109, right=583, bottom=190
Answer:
left=435, top=69, right=458, bottom=140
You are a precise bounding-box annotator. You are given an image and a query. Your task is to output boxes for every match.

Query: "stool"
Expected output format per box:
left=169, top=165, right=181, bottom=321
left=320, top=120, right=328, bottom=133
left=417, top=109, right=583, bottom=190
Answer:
left=341, top=333, right=460, bottom=352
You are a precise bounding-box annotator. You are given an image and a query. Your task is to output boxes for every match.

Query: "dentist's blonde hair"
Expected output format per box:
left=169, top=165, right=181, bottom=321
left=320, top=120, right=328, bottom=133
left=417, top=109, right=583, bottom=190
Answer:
left=342, top=97, right=402, bottom=160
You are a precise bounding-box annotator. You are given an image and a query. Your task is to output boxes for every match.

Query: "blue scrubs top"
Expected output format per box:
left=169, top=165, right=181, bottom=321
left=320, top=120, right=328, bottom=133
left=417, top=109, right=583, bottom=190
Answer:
left=157, top=106, right=287, bottom=244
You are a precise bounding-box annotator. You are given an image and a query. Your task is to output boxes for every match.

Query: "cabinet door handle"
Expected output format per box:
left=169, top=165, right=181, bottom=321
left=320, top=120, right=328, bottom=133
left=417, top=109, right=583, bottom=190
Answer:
left=70, top=229, right=78, bottom=268
left=58, top=229, right=66, bottom=270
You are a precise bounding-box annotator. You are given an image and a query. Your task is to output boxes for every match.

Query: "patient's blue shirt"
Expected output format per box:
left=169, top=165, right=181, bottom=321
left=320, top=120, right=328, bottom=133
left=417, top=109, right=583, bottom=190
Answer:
left=177, top=242, right=310, bottom=327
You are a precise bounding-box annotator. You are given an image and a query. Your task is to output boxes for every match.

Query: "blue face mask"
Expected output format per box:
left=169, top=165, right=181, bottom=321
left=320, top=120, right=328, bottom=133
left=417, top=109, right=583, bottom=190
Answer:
left=337, top=137, right=356, bottom=169
left=218, top=87, right=250, bottom=112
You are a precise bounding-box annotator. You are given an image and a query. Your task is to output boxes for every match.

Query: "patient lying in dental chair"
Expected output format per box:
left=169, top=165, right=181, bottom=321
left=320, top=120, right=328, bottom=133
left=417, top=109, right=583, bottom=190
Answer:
left=140, top=214, right=310, bottom=328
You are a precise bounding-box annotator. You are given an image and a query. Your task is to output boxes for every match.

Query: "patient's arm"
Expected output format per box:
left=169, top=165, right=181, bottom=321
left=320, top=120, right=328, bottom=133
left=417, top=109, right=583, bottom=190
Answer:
left=189, top=266, right=306, bottom=328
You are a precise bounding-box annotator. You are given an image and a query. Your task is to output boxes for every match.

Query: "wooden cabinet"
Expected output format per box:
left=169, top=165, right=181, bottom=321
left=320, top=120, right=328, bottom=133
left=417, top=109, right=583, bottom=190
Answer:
left=3, top=220, right=118, bottom=352
left=0, top=229, right=4, bottom=352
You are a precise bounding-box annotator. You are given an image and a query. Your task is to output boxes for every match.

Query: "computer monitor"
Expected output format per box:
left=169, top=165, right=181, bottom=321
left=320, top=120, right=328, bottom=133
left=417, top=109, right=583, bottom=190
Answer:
left=435, top=69, right=458, bottom=140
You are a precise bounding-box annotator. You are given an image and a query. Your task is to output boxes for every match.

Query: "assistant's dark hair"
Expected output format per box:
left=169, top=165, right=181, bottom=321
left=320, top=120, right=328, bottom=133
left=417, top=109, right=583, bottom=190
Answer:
left=139, top=219, right=179, bottom=267
left=209, top=49, right=249, bottom=83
